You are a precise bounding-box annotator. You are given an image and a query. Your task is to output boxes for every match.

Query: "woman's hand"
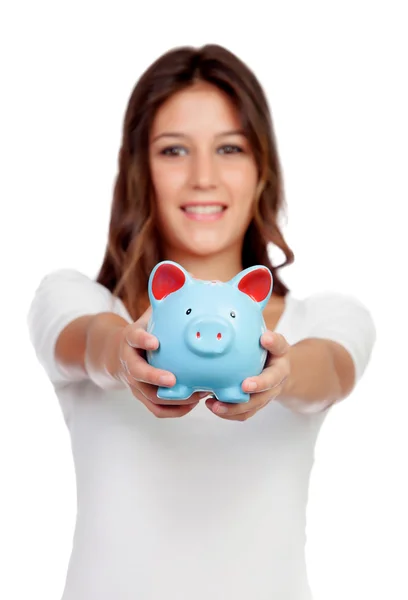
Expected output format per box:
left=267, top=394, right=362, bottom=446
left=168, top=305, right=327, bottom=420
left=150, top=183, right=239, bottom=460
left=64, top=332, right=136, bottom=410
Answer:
left=110, top=307, right=202, bottom=418
left=205, top=331, right=291, bottom=421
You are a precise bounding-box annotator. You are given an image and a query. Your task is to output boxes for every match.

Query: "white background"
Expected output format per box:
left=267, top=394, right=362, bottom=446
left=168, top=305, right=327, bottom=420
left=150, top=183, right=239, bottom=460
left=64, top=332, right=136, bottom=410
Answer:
left=1, top=1, right=407, bottom=599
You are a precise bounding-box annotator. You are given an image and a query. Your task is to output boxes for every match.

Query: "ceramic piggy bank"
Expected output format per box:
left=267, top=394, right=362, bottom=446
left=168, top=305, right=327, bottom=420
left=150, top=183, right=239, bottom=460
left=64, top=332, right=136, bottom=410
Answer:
left=146, top=260, right=273, bottom=403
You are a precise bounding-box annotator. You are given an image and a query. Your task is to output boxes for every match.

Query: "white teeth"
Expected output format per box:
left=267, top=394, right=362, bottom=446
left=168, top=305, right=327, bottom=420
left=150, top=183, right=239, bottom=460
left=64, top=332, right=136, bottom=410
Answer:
left=184, top=205, right=224, bottom=214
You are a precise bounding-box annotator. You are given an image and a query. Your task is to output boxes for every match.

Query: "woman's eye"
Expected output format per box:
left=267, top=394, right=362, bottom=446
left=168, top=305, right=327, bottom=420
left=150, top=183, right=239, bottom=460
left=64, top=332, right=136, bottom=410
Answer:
left=160, top=145, right=243, bottom=157
left=161, top=146, right=187, bottom=157
left=218, top=145, right=243, bottom=155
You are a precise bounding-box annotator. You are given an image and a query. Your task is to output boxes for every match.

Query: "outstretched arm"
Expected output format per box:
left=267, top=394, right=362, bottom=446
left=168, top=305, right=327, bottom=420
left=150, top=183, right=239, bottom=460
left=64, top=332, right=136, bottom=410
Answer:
left=205, top=293, right=376, bottom=420
left=277, top=336, right=355, bottom=413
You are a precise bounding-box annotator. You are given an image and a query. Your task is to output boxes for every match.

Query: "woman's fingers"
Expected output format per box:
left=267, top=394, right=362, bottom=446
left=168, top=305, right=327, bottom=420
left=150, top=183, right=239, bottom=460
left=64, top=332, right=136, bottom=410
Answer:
left=121, top=327, right=176, bottom=387
left=139, top=393, right=199, bottom=418
left=140, top=394, right=199, bottom=418
left=118, top=316, right=203, bottom=417
left=135, top=381, right=202, bottom=406
left=129, top=354, right=176, bottom=388
left=125, top=325, right=158, bottom=352
left=119, top=367, right=201, bottom=417
left=205, top=392, right=273, bottom=421
left=133, top=381, right=200, bottom=418
left=260, top=331, right=290, bottom=356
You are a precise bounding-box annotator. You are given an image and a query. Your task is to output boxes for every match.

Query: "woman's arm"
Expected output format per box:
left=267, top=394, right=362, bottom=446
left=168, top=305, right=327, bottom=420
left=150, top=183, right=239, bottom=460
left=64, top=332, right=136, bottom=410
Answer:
left=277, top=292, right=376, bottom=414
left=205, top=292, right=376, bottom=420
left=55, top=312, right=129, bottom=385
left=27, top=269, right=131, bottom=387
left=278, top=338, right=356, bottom=413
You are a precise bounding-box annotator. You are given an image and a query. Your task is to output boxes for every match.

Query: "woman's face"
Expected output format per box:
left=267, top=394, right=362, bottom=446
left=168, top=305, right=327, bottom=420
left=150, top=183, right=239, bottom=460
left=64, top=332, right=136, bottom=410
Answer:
left=149, top=81, right=258, bottom=258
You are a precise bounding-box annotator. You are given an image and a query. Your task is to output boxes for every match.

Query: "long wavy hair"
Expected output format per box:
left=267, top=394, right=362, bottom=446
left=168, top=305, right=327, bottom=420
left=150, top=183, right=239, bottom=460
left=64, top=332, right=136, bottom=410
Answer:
left=96, top=44, right=294, bottom=320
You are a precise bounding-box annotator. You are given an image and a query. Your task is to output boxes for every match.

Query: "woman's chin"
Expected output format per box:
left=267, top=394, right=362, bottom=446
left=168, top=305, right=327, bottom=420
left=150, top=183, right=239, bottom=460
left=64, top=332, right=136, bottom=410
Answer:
left=180, top=236, right=227, bottom=257
left=185, top=242, right=224, bottom=256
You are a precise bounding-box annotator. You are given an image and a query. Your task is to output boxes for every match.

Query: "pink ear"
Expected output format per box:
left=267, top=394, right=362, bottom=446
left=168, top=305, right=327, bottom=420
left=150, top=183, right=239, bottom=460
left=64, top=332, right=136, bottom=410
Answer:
left=151, top=263, right=186, bottom=300
left=238, top=268, right=271, bottom=302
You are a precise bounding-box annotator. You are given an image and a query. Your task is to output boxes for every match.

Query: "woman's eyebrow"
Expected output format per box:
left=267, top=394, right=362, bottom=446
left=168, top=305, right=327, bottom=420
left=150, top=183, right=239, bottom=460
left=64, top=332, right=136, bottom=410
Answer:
left=152, top=129, right=247, bottom=143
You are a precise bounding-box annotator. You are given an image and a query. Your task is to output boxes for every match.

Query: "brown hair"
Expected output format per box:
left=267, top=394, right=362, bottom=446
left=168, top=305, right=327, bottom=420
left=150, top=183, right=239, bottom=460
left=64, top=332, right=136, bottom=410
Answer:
left=96, top=44, right=294, bottom=320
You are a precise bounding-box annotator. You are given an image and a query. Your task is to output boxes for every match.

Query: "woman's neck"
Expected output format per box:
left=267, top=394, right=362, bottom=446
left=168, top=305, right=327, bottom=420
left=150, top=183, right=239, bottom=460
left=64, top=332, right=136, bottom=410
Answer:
left=162, top=245, right=244, bottom=282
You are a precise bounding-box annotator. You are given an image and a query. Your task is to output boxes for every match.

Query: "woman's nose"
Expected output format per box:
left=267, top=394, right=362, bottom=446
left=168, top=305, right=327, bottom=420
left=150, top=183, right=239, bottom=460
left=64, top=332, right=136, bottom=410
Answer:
left=190, top=151, right=218, bottom=189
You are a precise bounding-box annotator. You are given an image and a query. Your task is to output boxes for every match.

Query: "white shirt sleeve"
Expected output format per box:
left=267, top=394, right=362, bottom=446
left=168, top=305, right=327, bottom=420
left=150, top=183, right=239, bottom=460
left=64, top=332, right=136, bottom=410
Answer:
left=303, top=292, right=376, bottom=383
left=27, top=268, right=132, bottom=388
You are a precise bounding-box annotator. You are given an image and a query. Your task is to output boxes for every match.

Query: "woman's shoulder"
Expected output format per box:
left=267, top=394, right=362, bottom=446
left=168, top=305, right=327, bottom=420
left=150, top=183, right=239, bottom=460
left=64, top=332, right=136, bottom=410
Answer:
left=29, top=267, right=125, bottom=316
left=285, top=288, right=375, bottom=347
left=286, top=290, right=376, bottom=382
left=34, top=267, right=110, bottom=296
left=289, top=289, right=374, bottom=320
left=36, top=267, right=98, bottom=286
left=273, top=289, right=376, bottom=339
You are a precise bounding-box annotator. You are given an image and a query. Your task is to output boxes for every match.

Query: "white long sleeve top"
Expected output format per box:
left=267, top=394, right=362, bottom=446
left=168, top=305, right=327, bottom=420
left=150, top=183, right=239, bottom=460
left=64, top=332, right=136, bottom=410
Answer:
left=27, top=269, right=376, bottom=600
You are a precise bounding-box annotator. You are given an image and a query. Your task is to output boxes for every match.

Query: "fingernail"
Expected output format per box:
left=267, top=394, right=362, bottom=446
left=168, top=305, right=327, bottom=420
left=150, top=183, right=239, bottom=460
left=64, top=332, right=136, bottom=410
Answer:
left=199, top=392, right=215, bottom=399
left=246, top=380, right=257, bottom=391
left=158, top=375, right=174, bottom=386
left=146, top=338, right=157, bottom=350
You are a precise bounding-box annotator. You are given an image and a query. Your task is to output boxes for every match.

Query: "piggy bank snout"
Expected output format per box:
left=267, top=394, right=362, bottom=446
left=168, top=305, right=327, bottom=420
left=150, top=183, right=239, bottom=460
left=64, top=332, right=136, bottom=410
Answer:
left=184, top=316, right=235, bottom=356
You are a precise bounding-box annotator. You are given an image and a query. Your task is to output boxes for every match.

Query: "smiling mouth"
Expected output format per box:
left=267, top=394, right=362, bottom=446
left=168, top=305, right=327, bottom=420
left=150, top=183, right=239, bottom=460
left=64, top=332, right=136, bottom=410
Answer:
left=181, top=205, right=227, bottom=215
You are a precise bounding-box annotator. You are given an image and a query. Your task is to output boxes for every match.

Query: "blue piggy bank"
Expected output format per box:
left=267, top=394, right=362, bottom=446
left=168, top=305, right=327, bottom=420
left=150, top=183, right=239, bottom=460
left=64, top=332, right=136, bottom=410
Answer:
left=146, top=260, right=273, bottom=403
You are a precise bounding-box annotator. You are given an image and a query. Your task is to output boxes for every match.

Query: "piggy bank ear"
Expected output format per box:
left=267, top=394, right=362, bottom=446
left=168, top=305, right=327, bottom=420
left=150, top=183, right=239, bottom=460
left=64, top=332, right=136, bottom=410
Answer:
left=230, top=266, right=273, bottom=311
left=148, top=261, right=190, bottom=306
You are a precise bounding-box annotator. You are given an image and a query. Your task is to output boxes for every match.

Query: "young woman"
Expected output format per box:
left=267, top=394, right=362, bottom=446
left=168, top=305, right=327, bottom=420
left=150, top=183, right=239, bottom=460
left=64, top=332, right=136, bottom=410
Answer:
left=27, top=44, right=376, bottom=600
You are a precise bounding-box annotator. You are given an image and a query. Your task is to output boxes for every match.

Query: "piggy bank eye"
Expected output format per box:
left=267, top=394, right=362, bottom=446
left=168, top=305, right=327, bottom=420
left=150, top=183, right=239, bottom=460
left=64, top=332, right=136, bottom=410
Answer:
left=230, top=311, right=236, bottom=318
left=186, top=308, right=192, bottom=315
